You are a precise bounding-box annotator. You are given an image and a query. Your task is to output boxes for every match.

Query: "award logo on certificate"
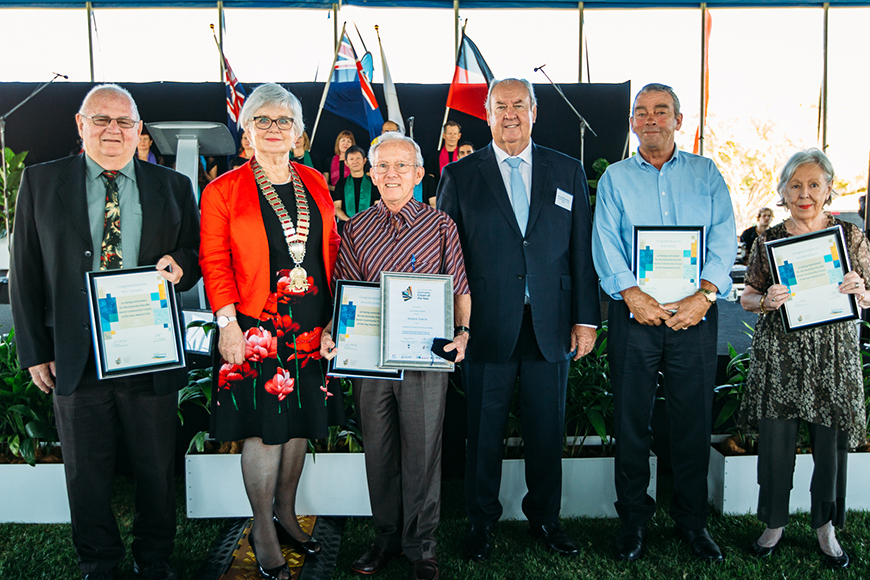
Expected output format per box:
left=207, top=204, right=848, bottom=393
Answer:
left=86, top=267, right=186, bottom=379
left=327, top=280, right=402, bottom=381
left=633, top=226, right=705, bottom=304
left=765, top=225, right=858, bottom=333
left=380, top=272, right=454, bottom=372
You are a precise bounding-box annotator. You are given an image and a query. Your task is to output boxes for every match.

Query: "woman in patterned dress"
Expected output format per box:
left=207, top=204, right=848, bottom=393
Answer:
left=739, top=148, right=869, bottom=569
left=200, top=84, right=343, bottom=580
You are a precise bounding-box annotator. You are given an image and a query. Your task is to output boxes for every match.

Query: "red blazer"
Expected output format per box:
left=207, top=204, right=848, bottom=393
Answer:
left=200, top=160, right=341, bottom=317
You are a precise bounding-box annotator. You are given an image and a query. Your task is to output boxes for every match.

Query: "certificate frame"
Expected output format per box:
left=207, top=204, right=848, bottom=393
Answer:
left=765, top=225, right=858, bottom=333
left=86, top=266, right=186, bottom=380
left=380, top=272, right=454, bottom=372
left=327, top=279, right=403, bottom=380
left=632, top=226, right=705, bottom=305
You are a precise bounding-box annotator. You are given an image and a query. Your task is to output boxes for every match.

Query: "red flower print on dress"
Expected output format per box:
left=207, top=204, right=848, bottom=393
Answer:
left=273, top=314, right=301, bottom=339
left=258, top=292, right=279, bottom=321
left=244, top=327, right=278, bottom=362
left=277, top=270, right=319, bottom=302
left=264, top=368, right=295, bottom=401
left=217, top=361, right=258, bottom=390
left=286, top=327, right=323, bottom=368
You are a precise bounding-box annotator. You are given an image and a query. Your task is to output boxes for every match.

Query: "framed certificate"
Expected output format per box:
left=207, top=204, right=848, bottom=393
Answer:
left=380, top=272, right=454, bottom=372
left=327, top=280, right=402, bottom=380
left=633, top=226, right=705, bottom=304
left=765, top=225, right=858, bottom=333
left=86, top=266, right=186, bottom=379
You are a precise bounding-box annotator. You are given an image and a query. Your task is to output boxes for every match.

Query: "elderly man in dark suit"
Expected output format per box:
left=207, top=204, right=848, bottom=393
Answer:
left=437, top=78, right=600, bottom=561
left=10, top=84, right=200, bottom=580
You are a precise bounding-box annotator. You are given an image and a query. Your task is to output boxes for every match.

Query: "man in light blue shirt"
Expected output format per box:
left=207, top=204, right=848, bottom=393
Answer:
left=592, top=83, right=736, bottom=564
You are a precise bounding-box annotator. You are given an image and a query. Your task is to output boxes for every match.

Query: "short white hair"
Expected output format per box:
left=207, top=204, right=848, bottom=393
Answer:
left=79, top=84, right=140, bottom=120
left=368, top=132, right=424, bottom=167
left=239, top=83, right=304, bottom=139
left=484, top=78, right=537, bottom=116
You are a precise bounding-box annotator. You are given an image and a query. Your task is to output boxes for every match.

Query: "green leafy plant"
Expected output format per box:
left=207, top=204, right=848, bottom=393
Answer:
left=0, top=147, right=28, bottom=238
left=179, top=366, right=213, bottom=453
left=315, top=377, right=363, bottom=454
left=0, top=328, right=59, bottom=465
left=564, top=324, right=614, bottom=457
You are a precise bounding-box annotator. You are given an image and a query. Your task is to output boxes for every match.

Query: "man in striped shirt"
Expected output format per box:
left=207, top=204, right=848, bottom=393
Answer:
left=320, top=132, right=471, bottom=580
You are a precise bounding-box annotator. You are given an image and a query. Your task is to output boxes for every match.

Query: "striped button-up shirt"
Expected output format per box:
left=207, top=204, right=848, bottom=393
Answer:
left=335, top=198, right=470, bottom=295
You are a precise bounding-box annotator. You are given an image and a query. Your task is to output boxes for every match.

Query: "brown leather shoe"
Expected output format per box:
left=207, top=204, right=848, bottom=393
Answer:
left=409, top=558, right=439, bottom=580
left=350, top=544, right=401, bottom=575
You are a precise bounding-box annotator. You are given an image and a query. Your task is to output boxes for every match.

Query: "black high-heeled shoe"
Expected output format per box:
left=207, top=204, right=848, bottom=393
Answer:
left=750, top=528, right=784, bottom=558
left=273, top=514, right=321, bottom=556
left=249, top=530, right=291, bottom=580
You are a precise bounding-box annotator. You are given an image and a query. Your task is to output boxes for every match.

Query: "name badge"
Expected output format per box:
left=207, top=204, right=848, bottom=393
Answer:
left=555, top=188, right=573, bottom=211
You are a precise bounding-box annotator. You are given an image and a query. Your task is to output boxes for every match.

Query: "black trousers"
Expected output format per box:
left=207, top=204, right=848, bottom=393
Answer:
left=757, top=418, right=848, bottom=529
left=464, top=308, right=570, bottom=526
left=355, top=371, right=448, bottom=562
left=53, top=363, right=177, bottom=575
left=608, top=299, right=718, bottom=530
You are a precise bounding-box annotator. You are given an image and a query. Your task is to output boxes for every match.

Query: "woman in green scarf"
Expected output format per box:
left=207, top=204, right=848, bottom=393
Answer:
left=333, top=145, right=379, bottom=235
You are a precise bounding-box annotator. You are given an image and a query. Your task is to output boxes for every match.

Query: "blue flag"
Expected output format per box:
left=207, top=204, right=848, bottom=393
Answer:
left=324, top=32, right=383, bottom=142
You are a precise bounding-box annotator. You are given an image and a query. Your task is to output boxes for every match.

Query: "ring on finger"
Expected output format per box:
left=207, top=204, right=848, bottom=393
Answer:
left=855, top=282, right=860, bottom=289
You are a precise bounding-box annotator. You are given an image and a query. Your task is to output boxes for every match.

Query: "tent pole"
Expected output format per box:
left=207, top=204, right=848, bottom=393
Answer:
left=217, top=2, right=225, bottom=82
left=822, top=2, right=829, bottom=150
left=578, top=2, right=584, bottom=83
left=86, top=2, right=95, bottom=82
left=699, top=3, right=707, bottom=156
left=454, top=0, right=460, bottom=59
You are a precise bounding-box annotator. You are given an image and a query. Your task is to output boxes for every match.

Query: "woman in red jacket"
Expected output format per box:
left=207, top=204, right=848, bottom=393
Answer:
left=200, top=83, right=342, bottom=580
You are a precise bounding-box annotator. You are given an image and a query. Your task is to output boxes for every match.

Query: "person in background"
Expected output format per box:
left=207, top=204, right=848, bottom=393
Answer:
left=325, top=130, right=355, bottom=191
left=200, top=83, right=344, bottom=580
left=437, top=120, right=462, bottom=176
left=739, top=207, right=774, bottom=263
left=229, top=130, right=255, bottom=170
left=333, top=145, right=377, bottom=235
left=290, top=131, right=316, bottom=169
left=739, top=149, right=868, bottom=570
left=137, top=126, right=158, bottom=164
left=457, top=141, right=475, bottom=160
left=10, top=83, right=200, bottom=580
left=382, top=120, right=401, bottom=134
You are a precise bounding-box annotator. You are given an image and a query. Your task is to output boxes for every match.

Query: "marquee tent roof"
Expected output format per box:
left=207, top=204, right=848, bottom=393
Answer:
left=2, top=1, right=870, bottom=8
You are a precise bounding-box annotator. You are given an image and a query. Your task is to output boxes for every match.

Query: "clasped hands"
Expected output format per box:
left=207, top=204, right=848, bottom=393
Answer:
left=319, top=328, right=469, bottom=364
left=622, top=286, right=711, bottom=331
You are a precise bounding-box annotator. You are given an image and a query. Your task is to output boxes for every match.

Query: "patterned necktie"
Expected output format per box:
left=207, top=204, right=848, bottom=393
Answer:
left=100, top=170, right=122, bottom=270
left=505, top=157, right=529, bottom=236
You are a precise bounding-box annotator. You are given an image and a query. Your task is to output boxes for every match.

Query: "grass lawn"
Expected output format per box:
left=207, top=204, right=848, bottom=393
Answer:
left=1, top=471, right=869, bottom=579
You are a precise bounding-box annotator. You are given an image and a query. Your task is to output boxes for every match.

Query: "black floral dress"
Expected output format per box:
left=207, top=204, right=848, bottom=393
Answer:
left=738, top=216, right=869, bottom=448
left=211, top=182, right=344, bottom=445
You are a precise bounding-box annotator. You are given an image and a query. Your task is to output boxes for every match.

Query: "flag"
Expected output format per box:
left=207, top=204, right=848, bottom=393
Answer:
left=223, top=55, right=247, bottom=147
left=324, top=31, right=383, bottom=142
left=378, top=30, right=404, bottom=134
left=446, top=32, right=495, bottom=121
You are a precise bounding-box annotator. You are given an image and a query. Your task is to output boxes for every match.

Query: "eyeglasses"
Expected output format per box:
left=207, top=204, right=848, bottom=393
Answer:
left=373, top=162, right=417, bottom=175
left=253, top=116, right=295, bottom=131
left=82, top=114, right=139, bottom=129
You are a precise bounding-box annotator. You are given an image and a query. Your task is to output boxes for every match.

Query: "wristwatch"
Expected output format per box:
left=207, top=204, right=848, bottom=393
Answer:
left=698, top=288, right=717, bottom=304
left=454, top=325, right=471, bottom=338
left=216, top=315, right=237, bottom=328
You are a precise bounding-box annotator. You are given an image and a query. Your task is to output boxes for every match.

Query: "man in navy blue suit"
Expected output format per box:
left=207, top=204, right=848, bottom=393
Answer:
left=437, top=78, right=600, bottom=561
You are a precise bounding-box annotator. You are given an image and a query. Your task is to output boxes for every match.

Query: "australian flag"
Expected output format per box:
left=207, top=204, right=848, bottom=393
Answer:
left=324, top=31, right=383, bottom=142
left=223, top=55, right=247, bottom=147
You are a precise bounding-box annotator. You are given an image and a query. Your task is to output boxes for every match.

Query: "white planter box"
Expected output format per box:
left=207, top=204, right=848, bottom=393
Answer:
left=0, top=463, right=70, bottom=523
left=498, top=438, right=657, bottom=520
left=185, top=452, right=371, bottom=518
left=707, top=437, right=870, bottom=515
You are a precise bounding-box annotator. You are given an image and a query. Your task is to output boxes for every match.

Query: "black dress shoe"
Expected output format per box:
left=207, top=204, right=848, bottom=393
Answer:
left=350, top=544, right=401, bottom=575
left=615, top=526, right=645, bottom=561
left=133, top=559, right=178, bottom=580
left=677, top=527, right=724, bottom=563
left=530, top=523, right=579, bottom=557
left=83, top=572, right=117, bottom=580
left=409, top=557, right=439, bottom=580
left=750, top=529, right=784, bottom=558
left=463, top=524, right=495, bottom=562
left=249, top=530, right=291, bottom=580
left=822, top=548, right=850, bottom=569
left=273, top=514, right=321, bottom=555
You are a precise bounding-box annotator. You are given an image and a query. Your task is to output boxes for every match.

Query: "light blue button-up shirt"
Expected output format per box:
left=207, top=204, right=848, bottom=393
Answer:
left=591, top=147, right=736, bottom=300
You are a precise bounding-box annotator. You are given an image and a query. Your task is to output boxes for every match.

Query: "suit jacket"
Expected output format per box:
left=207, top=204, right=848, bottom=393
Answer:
left=199, top=161, right=340, bottom=318
left=9, top=154, right=201, bottom=396
left=437, top=142, right=600, bottom=363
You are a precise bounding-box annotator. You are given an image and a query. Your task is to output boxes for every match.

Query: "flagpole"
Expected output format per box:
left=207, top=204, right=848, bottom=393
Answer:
left=311, top=21, right=347, bottom=148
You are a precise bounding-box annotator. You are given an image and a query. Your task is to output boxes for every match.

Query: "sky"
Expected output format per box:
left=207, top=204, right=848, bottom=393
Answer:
left=2, top=5, right=868, bottom=200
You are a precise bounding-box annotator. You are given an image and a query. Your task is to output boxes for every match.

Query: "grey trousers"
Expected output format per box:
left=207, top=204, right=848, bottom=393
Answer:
left=757, top=418, right=848, bottom=529
left=356, top=371, right=448, bottom=562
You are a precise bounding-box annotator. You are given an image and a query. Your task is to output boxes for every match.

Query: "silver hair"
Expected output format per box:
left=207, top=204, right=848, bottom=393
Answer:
left=79, top=84, right=140, bottom=121
left=239, top=83, right=304, bottom=139
left=369, top=131, right=424, bottom=167
left=776, top=148, right=836, bottom=207
left=484, top=78, right=537, bottom=116
left=633, top=83, right=681, bottom=117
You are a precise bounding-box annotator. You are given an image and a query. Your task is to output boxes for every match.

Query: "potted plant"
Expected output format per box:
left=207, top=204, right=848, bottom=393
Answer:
left=0, top=147, right=27, bottom=273
left=0, top=329, right=69, bottom=523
